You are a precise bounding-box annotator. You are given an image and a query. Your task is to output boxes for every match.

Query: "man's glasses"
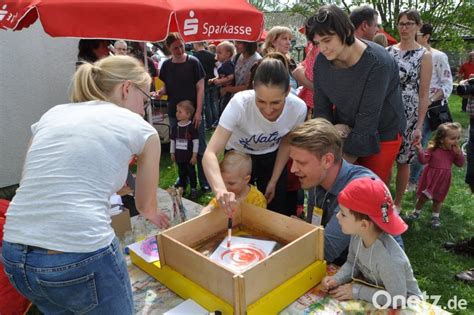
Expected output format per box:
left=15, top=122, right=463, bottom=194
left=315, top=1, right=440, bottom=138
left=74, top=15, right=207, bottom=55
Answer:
left=135, top=85, right=153, bottom=111
left=397, top=21, right=416, bottom=29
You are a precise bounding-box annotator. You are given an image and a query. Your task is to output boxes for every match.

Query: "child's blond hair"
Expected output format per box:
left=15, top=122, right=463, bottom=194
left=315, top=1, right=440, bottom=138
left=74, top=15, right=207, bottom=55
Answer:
left=428, top=122, right=462, bottom=150
left=176, top=100, right=195, bottom=117
left=217, top=41, right=236, bottom=59
left=219, top=151, right=252, bottom=177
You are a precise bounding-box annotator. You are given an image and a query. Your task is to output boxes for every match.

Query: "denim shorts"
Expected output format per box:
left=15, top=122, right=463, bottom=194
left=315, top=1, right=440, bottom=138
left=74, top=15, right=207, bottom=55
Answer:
left=2, top=237, right=133, bottom=314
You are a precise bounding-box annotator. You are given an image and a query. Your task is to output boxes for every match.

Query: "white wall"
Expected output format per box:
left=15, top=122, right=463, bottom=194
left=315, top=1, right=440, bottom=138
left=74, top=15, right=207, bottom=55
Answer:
left=0, top=23, right=78, bottom=188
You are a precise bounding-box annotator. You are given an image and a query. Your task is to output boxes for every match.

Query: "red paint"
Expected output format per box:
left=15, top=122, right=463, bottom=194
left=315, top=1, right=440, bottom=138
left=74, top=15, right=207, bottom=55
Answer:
left=220, top=245, right=266, bottom=267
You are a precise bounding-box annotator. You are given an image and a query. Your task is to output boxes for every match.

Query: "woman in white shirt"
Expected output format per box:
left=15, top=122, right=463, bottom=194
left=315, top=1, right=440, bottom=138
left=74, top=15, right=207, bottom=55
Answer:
left=2, top=56, right=169, bottom=314
left=203, top=57, right=307, bottom=215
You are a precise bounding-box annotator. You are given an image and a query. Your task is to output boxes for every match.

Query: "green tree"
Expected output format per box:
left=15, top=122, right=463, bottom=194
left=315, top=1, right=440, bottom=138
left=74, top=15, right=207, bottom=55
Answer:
left=288, top=0, right=474, bottom=52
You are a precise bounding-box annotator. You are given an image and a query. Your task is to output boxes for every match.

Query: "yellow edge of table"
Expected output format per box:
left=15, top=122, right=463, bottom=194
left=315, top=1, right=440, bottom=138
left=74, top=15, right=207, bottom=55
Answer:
left=130, top=251, right=326, bottom=314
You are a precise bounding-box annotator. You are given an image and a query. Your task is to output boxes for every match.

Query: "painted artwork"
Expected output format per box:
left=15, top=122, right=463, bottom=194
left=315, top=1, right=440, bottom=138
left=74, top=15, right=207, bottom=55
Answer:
left=209, top=236, right=277, bottom=273
left=128, top=236, right=159, bottom=263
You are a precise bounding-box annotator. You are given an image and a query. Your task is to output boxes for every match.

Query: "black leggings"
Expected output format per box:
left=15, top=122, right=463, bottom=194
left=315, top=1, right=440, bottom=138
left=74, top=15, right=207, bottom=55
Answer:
left=250, top=150, right=291, bottom=216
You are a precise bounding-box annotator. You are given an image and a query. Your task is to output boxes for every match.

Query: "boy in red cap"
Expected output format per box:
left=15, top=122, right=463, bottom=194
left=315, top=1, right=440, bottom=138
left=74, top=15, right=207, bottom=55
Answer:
left=321, top=177, right=421, bottom=308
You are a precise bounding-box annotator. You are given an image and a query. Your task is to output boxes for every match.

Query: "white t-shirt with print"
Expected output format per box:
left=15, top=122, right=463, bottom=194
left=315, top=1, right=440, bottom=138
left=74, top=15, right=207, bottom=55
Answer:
left=219, top=90, right=306, bottom=155
left=4, top=101, right=157, bottom=252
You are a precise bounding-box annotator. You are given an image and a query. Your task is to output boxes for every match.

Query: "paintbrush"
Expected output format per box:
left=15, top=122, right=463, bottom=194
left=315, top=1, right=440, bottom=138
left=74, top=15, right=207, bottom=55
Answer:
left=227, top=217, right=232, bottom=248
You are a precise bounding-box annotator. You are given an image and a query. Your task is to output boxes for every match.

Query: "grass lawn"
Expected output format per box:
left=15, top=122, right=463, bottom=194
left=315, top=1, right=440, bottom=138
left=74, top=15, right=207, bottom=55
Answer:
left=157, top=95, right=473, bottom=313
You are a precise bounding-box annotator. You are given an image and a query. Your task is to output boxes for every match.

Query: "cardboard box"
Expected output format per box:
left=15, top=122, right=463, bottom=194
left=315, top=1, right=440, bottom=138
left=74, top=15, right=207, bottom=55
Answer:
left=157, top=202, right=324, bottom=314
left=110, top=208, right=132, bottom=238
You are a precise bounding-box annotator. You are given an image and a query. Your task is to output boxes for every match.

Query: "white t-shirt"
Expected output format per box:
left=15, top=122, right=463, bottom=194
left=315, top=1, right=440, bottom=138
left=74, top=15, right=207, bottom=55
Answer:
left=4, top=101, right=157, bottom=252
left=219, top=90, right=306, bottom=154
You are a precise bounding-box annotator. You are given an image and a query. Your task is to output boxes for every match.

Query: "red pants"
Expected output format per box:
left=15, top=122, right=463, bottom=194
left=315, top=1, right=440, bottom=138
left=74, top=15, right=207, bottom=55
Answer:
left=357, top=134, right=402, bottom=184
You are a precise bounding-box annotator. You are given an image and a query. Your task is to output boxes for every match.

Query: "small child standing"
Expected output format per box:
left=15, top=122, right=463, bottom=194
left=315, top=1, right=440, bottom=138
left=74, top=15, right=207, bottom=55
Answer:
left=170, top=100, right=199, bottom=199
left=321, top=177, right=421, bottom=308
left=407, top=122, right=465, bottom=228
left=201, top=151, right=266, bottom=214
left=208, top=41, right=235, bottom=115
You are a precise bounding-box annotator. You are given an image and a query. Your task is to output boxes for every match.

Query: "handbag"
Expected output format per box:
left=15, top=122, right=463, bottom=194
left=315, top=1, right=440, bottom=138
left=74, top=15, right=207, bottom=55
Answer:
left=426, top=99, right=452, bottom=131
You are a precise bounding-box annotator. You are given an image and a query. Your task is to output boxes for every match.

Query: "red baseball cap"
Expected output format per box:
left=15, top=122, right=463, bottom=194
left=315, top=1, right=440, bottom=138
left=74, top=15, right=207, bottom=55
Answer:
left=338, top=177, right=408, bottom=235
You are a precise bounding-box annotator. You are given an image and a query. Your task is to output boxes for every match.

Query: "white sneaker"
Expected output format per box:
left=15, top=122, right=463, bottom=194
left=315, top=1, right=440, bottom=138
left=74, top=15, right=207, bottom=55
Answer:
left=406, top=182, right=417, bottom=192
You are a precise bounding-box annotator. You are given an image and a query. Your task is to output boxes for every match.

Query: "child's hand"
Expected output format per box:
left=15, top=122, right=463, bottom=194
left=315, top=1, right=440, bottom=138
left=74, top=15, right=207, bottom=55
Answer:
left=171, top=153, right=176, bottom=163
left=208, top=78, right=215, bottom=85
left=321, top=276, right=339, bottom=293
left=414, top=143, right=423, bottom=152
left=329, top=283, right=353, bottom=301
left=452, top=144, right=462, bottom=156
left=190, top=155, right=197, bottom=165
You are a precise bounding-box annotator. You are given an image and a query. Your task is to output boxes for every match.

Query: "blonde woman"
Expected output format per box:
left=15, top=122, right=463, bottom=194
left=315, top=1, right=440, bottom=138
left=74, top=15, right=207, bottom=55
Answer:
left=2, top=55, right=169, bottom=313
left=262, top=26, right=298, bottom=90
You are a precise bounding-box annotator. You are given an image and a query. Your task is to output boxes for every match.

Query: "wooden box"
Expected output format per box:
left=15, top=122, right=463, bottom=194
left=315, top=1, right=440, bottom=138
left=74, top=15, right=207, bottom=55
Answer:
left=157, top=202, right=325, bottom=314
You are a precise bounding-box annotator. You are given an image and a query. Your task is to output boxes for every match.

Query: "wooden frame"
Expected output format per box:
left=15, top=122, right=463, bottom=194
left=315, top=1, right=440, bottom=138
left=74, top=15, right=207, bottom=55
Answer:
left=157, top=202, right=324, bottom=314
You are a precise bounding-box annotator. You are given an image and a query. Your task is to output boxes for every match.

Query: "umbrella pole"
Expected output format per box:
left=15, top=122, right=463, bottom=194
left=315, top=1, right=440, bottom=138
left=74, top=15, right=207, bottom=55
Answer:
left=143, top=42, right=153, bottom=125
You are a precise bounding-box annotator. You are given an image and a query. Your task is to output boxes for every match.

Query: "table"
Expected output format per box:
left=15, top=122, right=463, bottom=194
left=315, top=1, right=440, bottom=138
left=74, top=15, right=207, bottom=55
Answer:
left=127, top=189, right=450, bottom=315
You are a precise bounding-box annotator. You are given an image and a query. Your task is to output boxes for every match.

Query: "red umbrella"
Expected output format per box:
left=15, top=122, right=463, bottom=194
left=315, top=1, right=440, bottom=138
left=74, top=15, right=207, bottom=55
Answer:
left=0, top=0, right=264, bottom=42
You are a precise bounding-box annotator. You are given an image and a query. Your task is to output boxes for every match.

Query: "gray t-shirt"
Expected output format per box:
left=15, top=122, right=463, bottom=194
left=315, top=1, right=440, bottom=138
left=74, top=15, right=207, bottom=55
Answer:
left=332, top=233, right=422, bottom=307
left=4, top=101, right=157, bottom=252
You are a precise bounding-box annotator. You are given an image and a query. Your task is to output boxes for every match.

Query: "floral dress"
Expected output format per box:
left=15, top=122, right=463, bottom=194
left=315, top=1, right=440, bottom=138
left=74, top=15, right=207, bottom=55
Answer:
left=387, top=45, right=426, bottom=164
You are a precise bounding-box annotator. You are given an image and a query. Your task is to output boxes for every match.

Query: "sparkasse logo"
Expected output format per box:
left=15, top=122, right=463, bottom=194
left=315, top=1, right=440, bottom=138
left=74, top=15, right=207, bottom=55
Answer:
left=183, top=11, right=253, bottom=38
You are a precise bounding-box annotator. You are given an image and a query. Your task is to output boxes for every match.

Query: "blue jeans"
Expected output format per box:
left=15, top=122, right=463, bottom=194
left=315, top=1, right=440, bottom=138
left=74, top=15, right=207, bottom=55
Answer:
left=409, top=119, right=431, bottom=184
left=204, top=86, right=219, bottom=128
left=2, top=238, right=133, bottom=314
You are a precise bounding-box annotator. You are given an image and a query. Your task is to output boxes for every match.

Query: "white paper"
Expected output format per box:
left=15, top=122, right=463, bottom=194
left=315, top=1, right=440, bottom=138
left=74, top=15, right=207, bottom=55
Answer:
left=209, top=236, right=277, bottom=273
left=164, top=299, right=208, bottom=315
left=128, top=236, right=159, bottom=263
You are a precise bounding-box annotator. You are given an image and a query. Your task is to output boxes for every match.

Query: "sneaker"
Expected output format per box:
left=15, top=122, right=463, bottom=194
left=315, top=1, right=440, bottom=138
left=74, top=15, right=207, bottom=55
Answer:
left=406, top=182, right=417, bottom=192
left=431, top=216, right=441, bottom=228
left=455, top=269, right=474, bottom=284
left=189, top=188, right=198, bottom=199
left=406, top=210, right=421, bottom=220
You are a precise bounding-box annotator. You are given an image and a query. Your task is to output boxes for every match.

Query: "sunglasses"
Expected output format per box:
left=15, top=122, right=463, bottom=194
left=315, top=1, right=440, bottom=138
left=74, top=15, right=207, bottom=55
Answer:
left=134, top=85, right=153, bottom=111
left=307, top=9, right=329, bottom=27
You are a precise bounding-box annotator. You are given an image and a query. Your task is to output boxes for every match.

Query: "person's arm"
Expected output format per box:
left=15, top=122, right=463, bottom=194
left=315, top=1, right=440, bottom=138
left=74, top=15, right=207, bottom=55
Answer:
left=214, top=74, right=235, bottom=86
left=414, top=51, right=433, bottom=146
left=434, top=54, right=453, bottom=100
left=135, top=134, right=169, bottom=228
left=221, top=84, right=247, bottom=94
left=313, top=59, right=334, bottom=121
left=331, top=237, right=357, bottom=285
left=292, top=64, right=313, bottom=90
left=355, top=259, right=408, bottom=307
left=342, top=62, right=391, bottom=158
left=202, top=126, right=236, bottom=214
left=265, top=136, right=291, bottom=203
left=194, top=78, right=204, bottom=128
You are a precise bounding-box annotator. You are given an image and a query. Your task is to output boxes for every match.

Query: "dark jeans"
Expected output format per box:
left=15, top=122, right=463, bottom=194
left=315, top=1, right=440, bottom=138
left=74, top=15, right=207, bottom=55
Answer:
left=409, top=119, right=431, bottom=184
left=466, top=117, right=474, bottom=186
left=169, top=117, right=208, bottom=188
left=204, top=86, right=219, bottom=128
left=250, top=150, right=289, bottom=216
left=462, top=97, right=468, bottom=112
left=177, top=162, right=197, bottom=190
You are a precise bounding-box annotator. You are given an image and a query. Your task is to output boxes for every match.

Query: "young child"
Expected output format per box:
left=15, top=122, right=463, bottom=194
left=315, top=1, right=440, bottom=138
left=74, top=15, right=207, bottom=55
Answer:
left=321, top=177, right=421, bottom=308
left=200, top=151, right=266, bottom=214
left=407, top=122, right=465, bottom=228
left=208, top=41, right=235, bottom=114
left=170, top=100, right=199, bottom=199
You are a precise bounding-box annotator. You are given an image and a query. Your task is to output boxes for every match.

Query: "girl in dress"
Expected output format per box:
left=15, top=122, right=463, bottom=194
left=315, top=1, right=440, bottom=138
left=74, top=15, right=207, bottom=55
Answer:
left=407, top=122, right=465, bottom=228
